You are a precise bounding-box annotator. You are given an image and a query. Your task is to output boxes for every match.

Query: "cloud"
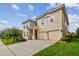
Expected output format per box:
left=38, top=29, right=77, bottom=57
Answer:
left=0, top=20, right=16, bottom=31
left=32, top=16, right=37, bottom=19
left=68, top=14, right=79, bottom=32
left=0, top=24, right=5, bottom=31
left=65, top=3, right=79, bottom=9
left=28, top=5, right=34, bottom=11
left=31, top=16, right=37, bottom=20
left=12, top=4, right=20, bottom=10
left=0, top=20, right=8, bottom=24
left=68, top=14, right=79, bottom=23
left=16, top=14, right=27, bottom=17
left=46, top=3, right=58, bottom=10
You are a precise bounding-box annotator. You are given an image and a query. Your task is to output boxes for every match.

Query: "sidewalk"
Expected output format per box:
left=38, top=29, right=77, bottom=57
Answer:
left=0, top=40, right=14, bottom=56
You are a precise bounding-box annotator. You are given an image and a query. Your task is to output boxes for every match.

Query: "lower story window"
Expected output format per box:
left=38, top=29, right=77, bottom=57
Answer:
left=24, top=32, right=28, bottom=37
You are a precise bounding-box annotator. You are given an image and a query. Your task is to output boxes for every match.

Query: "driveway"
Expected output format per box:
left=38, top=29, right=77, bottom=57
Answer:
left=7, top=40, right=57, bottom=56
left=0, top=40, right=58, bottom=56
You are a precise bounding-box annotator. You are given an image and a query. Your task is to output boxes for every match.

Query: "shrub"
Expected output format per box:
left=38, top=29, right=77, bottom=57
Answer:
left=61, top=34, right=73, bottom=42
left=0, top=28, right=23, bottom=39
left=61, top=35, right=71, bottom=42
left=61, top=32, right=76, bottom=42
left=75, top=27, right=79, bottom=38
left=16, top=37, right=26, bottom=42
left=70, top=32, right=76, bottom=38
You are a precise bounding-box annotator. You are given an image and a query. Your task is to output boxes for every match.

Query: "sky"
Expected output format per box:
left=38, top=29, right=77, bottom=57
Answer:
left=0, top=3, right=79, bottom=32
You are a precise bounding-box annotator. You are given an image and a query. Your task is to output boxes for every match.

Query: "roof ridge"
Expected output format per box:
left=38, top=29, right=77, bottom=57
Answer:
left=36, top=4, right=65, bottom=20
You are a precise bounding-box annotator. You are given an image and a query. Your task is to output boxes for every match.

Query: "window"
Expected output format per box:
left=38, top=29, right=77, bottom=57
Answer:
left=41, top=22, right=44, bottom=25
left=24, top=24, right=28, bottom=29
left=27, top=25, right=28, bottom=28
left=36, top=23, right=37, bottom=26
left=42, top=15, right=54, bottom=26
left=27, top=32, right=28, bottom=36
left=64, top=19, right=65, bottom=22
left=24, top=32, right=28, bottom=37
left=24, top=26, right=25, bottom=28
left=51, top=19, right=53, bottom=22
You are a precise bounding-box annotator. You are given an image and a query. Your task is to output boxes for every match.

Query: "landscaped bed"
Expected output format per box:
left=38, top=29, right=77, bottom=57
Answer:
left=33, top=38, right=79, bottom=56
left=1, top=38, right=26, bottom=45
left=0, top=28, right=26, bottom=45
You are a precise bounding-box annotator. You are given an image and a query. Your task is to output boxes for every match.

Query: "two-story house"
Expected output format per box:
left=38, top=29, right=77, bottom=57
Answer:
left=22, top=4, right=69, bottom=41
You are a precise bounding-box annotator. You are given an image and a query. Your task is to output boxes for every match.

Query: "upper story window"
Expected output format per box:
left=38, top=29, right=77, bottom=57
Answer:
left=42, top=15, right=53, bottom=26
left=24, top=26, right=25, bottom=28
left=51, top=19, right=53, bottom=22
left=27, top=25, right=28, bottom=28
left=24, top=24, right=28, bottom=29
left=36, top=23, right=37, bottom=26
left=64, top=19, right=65, bottom=22
left=41, top=22, right=44, bottom=25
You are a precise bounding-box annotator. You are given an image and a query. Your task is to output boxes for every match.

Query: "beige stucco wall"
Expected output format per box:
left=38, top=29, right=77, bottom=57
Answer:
left=37, top=9, right=63, bottom=30
left=23, top=29, right=28, bottom=40
left=62, top=13, right=69, bottom=36
left=23, top=8, right=68, bottom=40
left=37, top=9, right=63, bottom=40
left=23, top=21, right=35, bottom=40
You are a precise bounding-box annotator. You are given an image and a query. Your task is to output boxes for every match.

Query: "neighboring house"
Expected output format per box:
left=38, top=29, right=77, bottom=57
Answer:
left=22, top=4, right=69, bottom=41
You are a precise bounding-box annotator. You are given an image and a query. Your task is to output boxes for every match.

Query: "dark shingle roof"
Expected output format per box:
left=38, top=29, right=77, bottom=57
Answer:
left=36, top=4, right=69, bottom=25
left=36, top=4, right=65, bottom=20
left=22, top=19, right=36, bottom=24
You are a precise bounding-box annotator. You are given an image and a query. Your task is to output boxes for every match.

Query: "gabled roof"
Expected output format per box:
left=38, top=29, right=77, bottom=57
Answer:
left=36, top=4, right=65, bottom=20
left=22, top=19, right=36, bottom=24
left=36, top=4, right=69, bottom=25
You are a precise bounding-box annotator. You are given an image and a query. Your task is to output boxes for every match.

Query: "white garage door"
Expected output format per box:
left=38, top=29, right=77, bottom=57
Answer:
left=39, top=32, right=47, bottom=40
left=48, top=31, right=59, bottom=40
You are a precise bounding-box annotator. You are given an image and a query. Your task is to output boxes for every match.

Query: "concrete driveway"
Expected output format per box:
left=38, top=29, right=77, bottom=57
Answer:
left=7, top=40, right=57, bottom=56
left=0, top=40, right=58, bottom=56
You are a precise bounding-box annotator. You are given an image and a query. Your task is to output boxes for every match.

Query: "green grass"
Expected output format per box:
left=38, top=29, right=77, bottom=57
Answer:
left=1, top=38, right=25, bottom=45
left=33, top=38, right=79, bottom=56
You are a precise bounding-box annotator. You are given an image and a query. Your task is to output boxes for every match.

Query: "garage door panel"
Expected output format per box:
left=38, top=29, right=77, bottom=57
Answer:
left=39, top=32, right=46, bottom=40
left=48, top=31, right=59, bottom=40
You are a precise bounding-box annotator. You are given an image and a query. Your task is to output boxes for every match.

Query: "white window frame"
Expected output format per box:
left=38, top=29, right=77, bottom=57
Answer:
left=43, top=15, right=54, bottom=26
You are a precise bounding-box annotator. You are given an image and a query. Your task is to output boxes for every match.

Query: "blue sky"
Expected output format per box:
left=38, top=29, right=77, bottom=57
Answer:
left=0, top=3, right=79, bottom=32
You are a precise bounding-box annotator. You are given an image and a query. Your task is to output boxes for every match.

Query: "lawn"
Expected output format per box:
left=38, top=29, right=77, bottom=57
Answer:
left=33, top=38, right=79, bottom=56
left=1, top=38, right=26, bottom=45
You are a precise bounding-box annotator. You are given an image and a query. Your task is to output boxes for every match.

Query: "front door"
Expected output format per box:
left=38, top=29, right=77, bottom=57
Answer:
left=35, top=29, right=37, bottom=39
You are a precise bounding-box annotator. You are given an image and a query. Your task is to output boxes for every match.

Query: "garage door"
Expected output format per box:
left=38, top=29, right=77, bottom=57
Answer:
left=48, top=31, right=59, bottom=40
left=38, top=32, right=47, bottom=40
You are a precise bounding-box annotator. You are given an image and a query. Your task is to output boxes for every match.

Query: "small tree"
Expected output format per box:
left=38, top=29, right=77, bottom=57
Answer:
left=0, top=28, right=24, bottom=41
left=76, top=27, right=79, bottom=38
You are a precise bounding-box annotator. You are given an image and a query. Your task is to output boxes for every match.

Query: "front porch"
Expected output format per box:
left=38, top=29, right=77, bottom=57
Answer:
left=29, top=28, right=37, bottom=40
left=28, top=26, right=38, bottom=40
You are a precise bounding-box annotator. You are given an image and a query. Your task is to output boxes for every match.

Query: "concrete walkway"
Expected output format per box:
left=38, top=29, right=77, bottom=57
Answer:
left=0, top=40, right=58, bottom=56
left=7, top=40, right=57, bottom=56
left=0, top=41, right=14, bottom=56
